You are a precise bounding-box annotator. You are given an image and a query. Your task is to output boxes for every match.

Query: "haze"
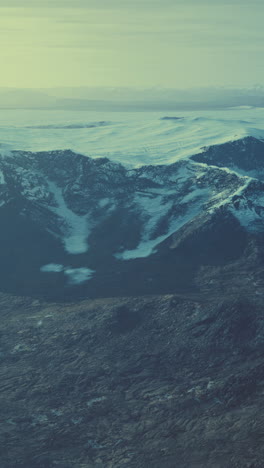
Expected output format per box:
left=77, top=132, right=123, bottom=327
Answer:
left=0, top=0, right=263, bottom=89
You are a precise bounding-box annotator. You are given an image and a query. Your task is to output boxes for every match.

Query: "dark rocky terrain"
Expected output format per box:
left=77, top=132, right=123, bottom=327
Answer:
left=1, top=273, right=264, bottom=467
left=191, top=136, right=264, bottom=175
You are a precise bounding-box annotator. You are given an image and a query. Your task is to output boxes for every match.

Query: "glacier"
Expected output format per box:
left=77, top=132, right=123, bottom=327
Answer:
left=0, top=108, right=264, bottom=167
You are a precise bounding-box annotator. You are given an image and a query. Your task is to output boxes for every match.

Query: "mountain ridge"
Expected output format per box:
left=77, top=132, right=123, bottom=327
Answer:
left=0, top=136, right=263, bottom=299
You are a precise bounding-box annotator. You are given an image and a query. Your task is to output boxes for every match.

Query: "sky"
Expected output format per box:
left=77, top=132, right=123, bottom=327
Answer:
left=0, top=0, right=263, bottom=89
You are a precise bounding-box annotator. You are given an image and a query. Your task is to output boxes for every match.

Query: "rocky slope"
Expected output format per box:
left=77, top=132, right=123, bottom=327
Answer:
left=0, top=136, right=264, bottom=299
left=1, top=281, right=264, bottom=467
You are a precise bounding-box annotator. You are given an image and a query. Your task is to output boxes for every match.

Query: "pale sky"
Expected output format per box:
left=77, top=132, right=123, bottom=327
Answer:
left=0, top=0, right=263, bottom=89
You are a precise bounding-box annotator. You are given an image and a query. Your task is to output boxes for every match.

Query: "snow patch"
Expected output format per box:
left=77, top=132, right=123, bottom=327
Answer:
left=64, top=267, right=95, bottom=285
left=181, top=187, right=210, bottom=204
left=48, top=182, right=90, bottom=254
left=40, top=263, right=95, bottom=285
left=116, top=187, right=210, bottom=260
left=40, top=263, right=64, bottom=273
left=98, top=198, right=110, bottom=208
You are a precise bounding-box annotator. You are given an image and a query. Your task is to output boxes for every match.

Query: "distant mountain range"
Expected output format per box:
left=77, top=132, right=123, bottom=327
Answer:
left=0, top=86, right=264, bottom=110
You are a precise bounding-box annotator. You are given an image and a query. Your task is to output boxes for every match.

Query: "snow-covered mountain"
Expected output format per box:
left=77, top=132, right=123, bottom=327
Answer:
left=0, top=118, right=264, bottom=299
left=1, top=108, right=264, bottom=166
